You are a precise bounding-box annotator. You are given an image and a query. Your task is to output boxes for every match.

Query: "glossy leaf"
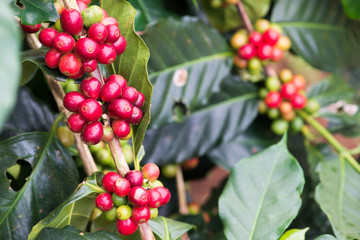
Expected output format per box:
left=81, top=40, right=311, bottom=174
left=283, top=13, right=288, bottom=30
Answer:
left=21, top=61, right=38, bottom=85
left=315, top=159, right=360, bottom=240
left=149, top=217, right=195, bottom=239
left=28, top=173, right=104, bottom=240
left=101, top=0, right=152, bottom=157
left=219, top=134, right=305, bottom=240
left=315, top=235, right=338, bottom=240
left=0, top=130, right=79, bottom=239
left=321, top=112, right=360, bottom=137
left=141, top=17, right=233, bottom=128
left=340, top=0, right=360, bottom=19
left=279, top=228, right=309, bottom=240
left=0, top=2, right=21, bottom=130
left=14, top=0, right=59, bottom=25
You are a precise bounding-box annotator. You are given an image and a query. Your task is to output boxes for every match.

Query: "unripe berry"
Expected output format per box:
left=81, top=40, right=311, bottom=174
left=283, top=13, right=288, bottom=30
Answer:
left=63, top=91, right=85, bottom=112
left=112, top=35, right=127, bottom=55
left=128, top=186, right=150, bottom=206
left=305, top=99, right=320, bottom=114
left=271, top=119, right=289, bottom=135
left=257, top=43, right=272, bottom=60
left=265, top=91, right=282, bottom=108
left=89, top=5, right=103, bottom=23
left=59, top=53, right=82, bottom=77
left=124, top=170, right=143, bottom=187
left=102, top=125, right=114, bottom=143
left=56, top=126, right=75, bottom=148
left=238, top=44, right=256, bottom=60
left=134, top=92, right=145, bottom=108
left=279, top=101, right=293, bottom=115
left=20, top=23, right=41, bottom=33
left=150, top=180, right=164, bottom=188
left=248, top=57, right=262, bottom=73
left=230, top=30, right=248, bottom=49
left=81, top=121, right=104, bottom=145
left=147, top=189, right=162, bottom=208
left=254, top=19, right=270, bottom=33
left=113, top=178, right=131, bottom=197
left=132, top=206, right=150, bottom=223
left=142, top=163, right=160, bottom=181
left=182, top=157, right=199, bottom=170
left=100, top=17, right=118, bottom=26
left=282, top=109, right=295, bottom=121
left=106, top=24, right=120, bottom=43
left=279, top=68, right=293, bottom=83
left=97, top=43, right=116, bottom=64
left=276, top=35, right=291, bottom=51
left=271, top=47, right=283, bottom=61
left=107, top=74, right=127, bottom=88
left=80, top=77, right=101, bottom=99
left=45, top=48, right=62, bottom=68
left=116, top=218, right=138, bottom=235
left=290, top=116, right=304, bottom=134
left=101, top=81, right=123, bottom=103
left=291, top=75, right=306, bottom=90
left=112, top=194, right=128, bottom=206
left=79, top=99, right=102, bottom=121
left=88, top=23, right=108, bottom=43
left=74, top=37, right=100, bottom=61
left=102, top=172, right=121, bottom=193
left=108, top=99, right=133, bottom=120
left=291, top=94, right=307, bottom=109
left=122, top=87, right=139, bottom=104
left=81, top=8, right=97, bottom=28
left=262, top=29, right=280, bottom=46
left=150, top=208, right=158, bottom=219
left=82, top=59, right=97, bottom=73
left=60, top=8, right=83, bottom=36
left=233, top=55, right=248, bottom=69
left=280, top=82, right=297, bottom=99
left=248, top=31, right=262, bottom=46
left=39, top=28, right=58, bottom=48
left=258, top=100, right=267, bottom=114
left=112, top=120, right=131, bottom=138
left=53, top=33, right=75, bottom=53
left=55, top=19, right=63, bottom=32
left=153, top=187, right=171, bottom=206
left=267, top=108, right=280, bottom=119
left=116, top=205, right=132, bottom=220
left=265, top=76, right=281, bottom=91
left=67, top=113, right=87, bottom=133
left=95, top=192, right=114, bottom=211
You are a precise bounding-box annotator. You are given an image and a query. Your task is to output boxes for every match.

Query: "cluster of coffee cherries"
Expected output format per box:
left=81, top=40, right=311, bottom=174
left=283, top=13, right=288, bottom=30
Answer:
left=63, top=74, right=145, bottom=145
left=39, top=2, right=126, bottom=79
left=95, top=163, right=171, bottom=235
left=231, top=19, right=291, bottom=74
left=258, top=69, right=320, bottom=135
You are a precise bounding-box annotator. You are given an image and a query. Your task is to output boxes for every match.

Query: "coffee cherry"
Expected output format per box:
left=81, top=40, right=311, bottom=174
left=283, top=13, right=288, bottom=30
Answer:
left=290, top=116, right=304, bottom=134
left=271, top=47, right=283, bottom=61
left=74, top=37, right=100, bottom=61
left=112, top=35, right=127, bottom=55
left=89, top=5, right=103, bottom=23
left=95, top=192, right=114, bottom=211
left=279, top=68, right=293, bottom=83
left=78, top=0, right=91, bottom=4
left=101, top=81, right=123, bottom=102
left=116, top=205, right=132, bottom=220
left=230, top=30, right=248, bottom=49
left=120, top=129, right=133, bottom=141
left=80, top=77, right=101, bottom=99
left=182, top=157, right=199, bottom=170
left=112, top=194, right=128, bottom=206
left=59, top=53, right=82, bottom=77
left=55, top=19, right=63, bottom=32
left=262, top=29, right=280, bottom=45
left=88, top=23, right=109, bottom=44
left=258, top=88, right=268, bottom=99
left=102, top=125, right=114, bottom=142
left=277, top=35, right=291, bottom=51
left=39, top=28, right=58, bottom=47
left=265, top=91, right=281, bottom=108
left=257, top=43, right=272, bottom=60
left=142, top=163, right=160, bottom=181
left=291, top=75, right=306, bottom=90
left=102, top=171, right=121, bottom=193
left=101, top=17, right=118, bottom=26
left=132, top=206, right=150, bottom=223
left=271, top=119, right=289, bottom=135
left=265, top=76, right=281, bottom=91
left=81, top=8, right=97, bottom=28
left=291, top=94, right=307, bottom=109
left=82, top=59, right=97, bottom=73
left=147, top=189, right=162, bottom=208
left=188, top=202, right=201, bottom=215
left=56, top=126, right=74, bottom=148
left=248, top=58, right=262, bottom=73
left=95, top=148, right=112, bottom=165
left=153, top=187, right=171, bottom=206
left=128, top=186, right=150, bottom=206
left=106, top=24, right=120, bottom=43
left=104, top=207, right=117, bottom=221
left=280, top=82, right=297, bottom=99
left=161, top=164, right=177, bottom=178
left=210, top=0, right=222, bottom=8
left=79, top=99, right=102, bottom=121
left=97, top=44, right=116, bottom=64
left=134, top=92, right=145, bottom=108
left=258, top=100, right=267, bottom=114
left=68, top=68, right=85, bottom=80
left=282, top=109, right=295, bottom=121
left=113, top=178, right=131, bottom=197
left=53, top=33, right=75, bottom=53
left=127, top=107, right=143, bottom=125
left=122, top=87, right=139, bottom=104
left=254, top=19, right=270, bottom=33
left=77, top=0, right=88, bottom=12
left=305, top=99, right=320, bottom=114
left=21, top=23, right=41, bottom=33
left=116, top=218, right=138, bottom=235
left=279, top=101, right=293, bottom=115
left=45, top=48, right=62, bottom=68
left=101, top=9, right=108, bottom=19
left=270, top=23, right=282, bottom=34
left=150, top=208, right=158, bottom=219
left=233, top=55, right=248, bottom=69
left=106, top=74, right=127, bottom=88
left=112, top=120, right=131, bottom=138
left=238, top=44, right=256, bottom=60
left=249, top=31, right=262, bottom=46
left=60, top=8, right=83, bottom=36
left=149, top=180, right=164, bottom=188
left=267, top=108, right=280, bottom=119
left=108, top=99, right=133, bottom=120
left=81, top=121, right=104, bottom=145
left=124, top=170, right=143, bottom=187
left=63, top=91, right=85, bottom=112
left=67, top=113, right=87, bottom=133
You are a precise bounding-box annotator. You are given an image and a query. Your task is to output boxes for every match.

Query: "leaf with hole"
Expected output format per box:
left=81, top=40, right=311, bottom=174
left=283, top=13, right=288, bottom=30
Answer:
left=13, top=0, right=59, bottom=25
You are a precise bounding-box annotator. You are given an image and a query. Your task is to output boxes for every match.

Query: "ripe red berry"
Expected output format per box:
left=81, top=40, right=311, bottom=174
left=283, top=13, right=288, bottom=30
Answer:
left=248, top=31, right=262, bottom=46
left=112, top=35, right=127, bottom=55
left=53, top=33, right=75, bottom=53
left=68, top=68, right=85, bottom=80
left=132, top=206, right=150, bottom=223
left=142, top=163, right=160, bottom=181
left=147, top=189, right=162, bottom=208
left=80, top=77, right=101, bottom=99
left=128, top=186, right=150, bottom=206
left=74, top=37, right=100, bottom=61
left=45, top=48, right=62, bottom=68
left=134, top=93, right=145, bottom=108
left=21, top=23, right=41, bottom=33
left=60, top=8, right=83, bottom=36
left=116, top=218, right=138, bottom=235
left=95, top=192, right=114, bottom=211
left=125, top=170, right=143, bottom=187
left=106, top=24, right=120, bottom=43
left=265, top=91, right=282, bottom=108
left=102, top=172, right=121, bottom=193
left=88, top=23, right=108, bottom=43
left=112, top=120, right=131, bottom=138
left=81, top=121, right=104, bottom=145
left=271, top=47, right=283, bottom=61
left=153, top=187, right=171, bottom=206
left=128, top=106, right=143, bottom=125
left=238, top=44, right=256, bottom=60
left=122, top=87, right=139, bottom=105
left=82, top=59, right=97, bottom=73
left=257, top=43, right=272, bottom=60
left=113, top=178, right=131, bottom=197
left=291, top=75, right=306, bottom=90
left=262, top=28, right=280, bottom=45
left=101, top=81, right=123, bottom=102
left=59, top=53, right=82, bottom=77
left=108, top=99, right=133, bottom=120
left=291, top=93, right=307, bottom=109
left=67, top=113, right=86, bottom=133
left=63, top=91, right=85, bottom=112
left=79, top=99, right=102, bottom=121
left=106, top=74, right=127, bottom=88
left=76, top=0, right=88, bottom=12
left=280, top=82, right=297, bottom=99
left=39, top=28, right=58, bottom=47
left=101, top=17, right=118, bottom=26
left=97, top=43, right=116, bottom=64
left=101, top=9, right=108, bottom=19
left=182, top=157, right=199, bottom=170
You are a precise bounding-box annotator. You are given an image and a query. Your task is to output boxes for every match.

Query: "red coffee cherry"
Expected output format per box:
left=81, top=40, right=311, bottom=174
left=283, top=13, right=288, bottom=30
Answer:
left=95, top=192, right=114, bottom=211
left=291, top=93, right=307, bottom=109
left=122, top=87, right=139, bottom=105
left=102, top=125, right=114, bottom=143
left=147, top=189, right=162, bottom=208
left=271, top=47, right=283, bottom=61
left=265, top=91, right=282, bottom=108
left=100, top=17, right=118, bottom=26
left=113, top=178, right=131, bottom=197
left=81, top=121, right=103, bottom=145
left=45, top=48, right=62, bottom=68
left=68, top=68, right=84, bottom=80
left=128, top=186, right=150, bottom=207
left=142, top=163, right=160, bottom=181
left=107, top=74, right=127, bottom=88
left=124, top=170, right=144, bottom=187
left=106, top=24, right=120, bottom=43
left=101, top=81, right=123, bottom=103
left=59, top=53, right=82, bottom=77
left=74, top=37, right=100, bottom=61
left=53, top=33, right=75, bottom=53
left=97, top=43, right=116, bottom=64
left=108, top=99, right=133, bottom=120
left=238, top=44, right=256, bottom=60
left=76, top=0, right=88, bottom=12
left=248, top=31, right=262, bottom=46
left=39, top=28, right=58, bottom=47
left=67, top=113, right=86, bottom=133
left=79, top=99, right=102, bottom=121
left=78, top=0, right=91, bottom=4
left=102, top=172, right=121, bottom=193
left=257, top=43, right=272, bottom=60
left=63, top=91, right=85, bottom=112
left=291, top=75, right=306, bottom=90
left=127, top=106, right=143, bottom=125
left=280, top=82, right=297, bottom=99
left=101, top=9, right=108, bottom=19
left=21, top=23, right=41, bottom=33
left=153, top=187, right=171, bottom=206
left=80, top=77, right=101, bottom=99
left=82, top=59, right=97, bottom=73
left=262, top=28, right=280, bottom=46
left=88, top=23, right=108, bottom=43
left=112, top=35, right=127, bottom=55
left=60, top=8, right=83, bottom=36
left=116, top=218, right=138, bottom=235
left=112, top=120, right=131, bottom=138
left=132, top=206, right=150, bottom=223
left=134, top=92, right=145, bottom=108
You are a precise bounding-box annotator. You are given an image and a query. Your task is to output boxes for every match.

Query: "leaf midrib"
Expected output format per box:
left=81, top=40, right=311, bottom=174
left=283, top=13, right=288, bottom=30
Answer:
left=277, top=22, right=345, bottom=32
left=338, top=158, right=346, bottom=238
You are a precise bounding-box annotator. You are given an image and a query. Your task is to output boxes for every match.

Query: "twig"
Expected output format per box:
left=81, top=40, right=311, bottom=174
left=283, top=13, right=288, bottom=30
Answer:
left=176, top=166, right=189, bottom=215
left=236, top=1, right=253, bottom=32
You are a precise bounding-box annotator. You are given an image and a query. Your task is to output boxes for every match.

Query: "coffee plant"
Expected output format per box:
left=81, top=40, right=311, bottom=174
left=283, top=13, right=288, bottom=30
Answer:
left=0, top=0, right=360, bottom=239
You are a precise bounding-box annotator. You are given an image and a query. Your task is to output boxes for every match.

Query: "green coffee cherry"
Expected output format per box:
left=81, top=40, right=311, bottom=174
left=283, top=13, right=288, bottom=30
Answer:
left=290, top=116, right=304, bottom=134
left=55, top=18, right=63, bottom=32
left=150, top=208, right=158, bottom=219
left=258, top=88, right=268, bottom=99
left=82, top=8, right=98, bottom=28
left=56, top=126, right=74, bottom=148
left=122, top=144, right=133, bottom=164
left=116, top=205, right=132, bottom=220
left=90, top=208, right=102, bottom=222
left=265, top=76, right=281, bottom=91
left=210, top=0, right=222, bottom=8
left=105, top=207, right=117, bottom=221
left=95, top=148, right=112, bottom=166
left=305, top=99, right=320, bottom=114
left=258, top=100, right=267, bottom=114
left=267, top=108, right=280, bottom=119
left=254, top=19, right=270, bottom=33
left=271, top=119, right=289, bottom=135
left=89, top=5, right=103, bottom=23
left=248, top=58, right=262, bottom=73
left=270, top=23, right=283, bottom=34
left=161, top=164, right=177, bottom=178
left=112, top=194, right=128, bottom=206
left=89, top=142, right=105, bottom=153
left=150, top=180, right=164, bottom=188
left=64, top=79, right=79, bottom=93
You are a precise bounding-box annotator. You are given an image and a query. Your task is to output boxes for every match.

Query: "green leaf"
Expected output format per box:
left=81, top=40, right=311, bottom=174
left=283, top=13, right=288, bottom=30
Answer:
left=315, top=235, right=338, bottom=240
left=141, top=17, right=233, bottom=128
left=0, top=2, right=21, bottom=130
left=340, top=0, right=360, bottom=20
left=37, top=225, right=122, bottom=240
left=149, top=217, right=195, bottom=240
left=0, top=130, right=79, bottom=239
left=21, top=61, right=38, bottom=85
left=279, top=228, right=309, bottom=240
left=219, top=134, right=305, bottom=240
left=271, top=0, right=360, bottom=84
left=321, top=111, right=360, bottom=138
left=15, top=0, right=59, bottom=24
left=198, top=0, right=270, bottom=32
left=315, top=158, right=360, bottom=240
left=28, top=173, right=104, bottom=240
left=101, top=0, right=152, bottom=157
